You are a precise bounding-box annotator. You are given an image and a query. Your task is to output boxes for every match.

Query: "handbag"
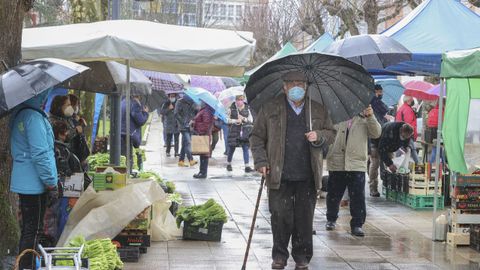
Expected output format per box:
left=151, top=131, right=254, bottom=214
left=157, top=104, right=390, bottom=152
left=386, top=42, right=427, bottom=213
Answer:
left=191, top=135, right=210, bottom=155
left=239, top=123, right=254, bottom=142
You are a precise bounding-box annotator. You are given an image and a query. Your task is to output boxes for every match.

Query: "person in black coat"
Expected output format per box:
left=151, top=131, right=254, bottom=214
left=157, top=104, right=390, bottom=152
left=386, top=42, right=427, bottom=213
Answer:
left=226, top=95, right=254, bottom=173
left=160, top=94, right=180, bottom=157
left=174, top=95, right=198, bottom=167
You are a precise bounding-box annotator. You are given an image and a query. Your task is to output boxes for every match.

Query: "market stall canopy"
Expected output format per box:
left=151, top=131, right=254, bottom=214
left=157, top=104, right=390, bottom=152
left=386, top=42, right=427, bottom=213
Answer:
left=64, top=61, right=152, bottom=95
left=22, top=20, right=256, bottom=77
left=304, top=33, right=334, bottom=53
left=441, top=47, right=480, bottom=173
left=381, top=0, right=480, bottom=75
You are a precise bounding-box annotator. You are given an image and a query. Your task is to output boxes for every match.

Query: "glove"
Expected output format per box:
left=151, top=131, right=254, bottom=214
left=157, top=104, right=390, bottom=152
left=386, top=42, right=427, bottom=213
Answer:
left=46, top=187, right=60, bottom=208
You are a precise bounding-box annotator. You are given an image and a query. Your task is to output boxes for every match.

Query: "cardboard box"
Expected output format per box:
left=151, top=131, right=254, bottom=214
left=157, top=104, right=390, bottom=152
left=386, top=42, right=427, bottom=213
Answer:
left=93, top=171, right=126, bottom=191
left=63, top=173, right=84, bottom=197
left=113, top=232, right=151, bottom=248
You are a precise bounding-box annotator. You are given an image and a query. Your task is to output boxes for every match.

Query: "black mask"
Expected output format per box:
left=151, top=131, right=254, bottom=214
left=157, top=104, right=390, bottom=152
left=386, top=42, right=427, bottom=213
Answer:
left=377, top=94, right=383, bottom=100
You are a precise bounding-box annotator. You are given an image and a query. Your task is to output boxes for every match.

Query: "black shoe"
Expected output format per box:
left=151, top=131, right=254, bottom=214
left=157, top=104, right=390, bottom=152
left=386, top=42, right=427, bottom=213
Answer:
left=245, top=166, right=254, bottom=173
left=174, top=153, right=179, bottom=157
left=223, top=151, right=228, bottom=156
left=325, top=221, right=336, bottom=231
left=370, top=191, right=380, bottom=197
left=352, top=227, right=365, bottom=237
left=193, top=172, right=207, bottom=179
left=166, top=152, right=171, bottom=157
left=226, top=164, right=232, bottom=171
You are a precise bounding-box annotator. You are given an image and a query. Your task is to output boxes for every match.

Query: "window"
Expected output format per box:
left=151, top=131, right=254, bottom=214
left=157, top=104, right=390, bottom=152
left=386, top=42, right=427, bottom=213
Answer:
left=235, top=5, right=243, bottom=18
left=220, top=4, right=226, bottom=20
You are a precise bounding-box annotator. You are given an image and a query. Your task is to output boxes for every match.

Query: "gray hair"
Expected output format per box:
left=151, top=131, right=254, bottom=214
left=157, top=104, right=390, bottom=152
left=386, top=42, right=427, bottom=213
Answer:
left=403, top=95, right=413, bottom=103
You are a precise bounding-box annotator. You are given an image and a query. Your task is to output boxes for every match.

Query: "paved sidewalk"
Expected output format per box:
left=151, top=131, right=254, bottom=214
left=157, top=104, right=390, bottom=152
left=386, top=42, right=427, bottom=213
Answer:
left=125, top=115, right=480, bottom=270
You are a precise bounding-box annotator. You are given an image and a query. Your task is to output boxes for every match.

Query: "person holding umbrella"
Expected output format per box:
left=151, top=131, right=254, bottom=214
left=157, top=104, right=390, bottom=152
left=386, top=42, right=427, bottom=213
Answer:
left=250, top=71, right=335, bottom=270
left=192, top=102, right=215, bottom=178
left=175, top=94, right=198, bottom=167
left=10, top=90, right=59, bottom=270
left=160, top=93, right=180, bottom=157
left=226, top=94, right=254, bottom=173
left=325, top=105, right=381, bottom=236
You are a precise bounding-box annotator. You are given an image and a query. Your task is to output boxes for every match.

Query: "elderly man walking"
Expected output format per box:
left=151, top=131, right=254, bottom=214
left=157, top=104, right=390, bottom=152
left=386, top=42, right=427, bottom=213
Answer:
left=325, top=105, right=381, bottom=236
left=250, top=71, right=335, bottom=270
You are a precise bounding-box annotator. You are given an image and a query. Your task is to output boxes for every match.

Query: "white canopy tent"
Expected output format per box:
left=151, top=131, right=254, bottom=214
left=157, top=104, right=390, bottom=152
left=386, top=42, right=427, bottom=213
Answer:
left=22, top=20, right=256, bottom=172
left=22, top=20, right=255, bottom=77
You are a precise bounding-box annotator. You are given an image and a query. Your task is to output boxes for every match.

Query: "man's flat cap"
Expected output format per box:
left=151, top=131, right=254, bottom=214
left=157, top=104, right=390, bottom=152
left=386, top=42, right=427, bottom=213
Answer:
left=281, top=71, right=307, bottom=82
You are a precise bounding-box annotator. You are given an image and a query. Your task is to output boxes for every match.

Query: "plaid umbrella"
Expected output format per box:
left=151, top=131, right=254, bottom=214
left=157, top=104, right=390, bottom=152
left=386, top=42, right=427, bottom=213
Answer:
left=142, top=70, right=184, bottom=94
left=190, top=75, right=226, bottom=94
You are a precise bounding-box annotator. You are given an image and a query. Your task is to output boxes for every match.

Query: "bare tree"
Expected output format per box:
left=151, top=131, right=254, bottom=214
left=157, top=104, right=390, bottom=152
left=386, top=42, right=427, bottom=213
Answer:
left=0, top=1, right=35, bottom=267
left=241, top=0, right=302, bottom=67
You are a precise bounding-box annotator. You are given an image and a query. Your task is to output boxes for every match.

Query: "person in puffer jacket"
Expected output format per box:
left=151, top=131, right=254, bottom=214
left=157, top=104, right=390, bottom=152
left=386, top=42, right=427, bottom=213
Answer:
left=10, top=89, right=58, bottom=270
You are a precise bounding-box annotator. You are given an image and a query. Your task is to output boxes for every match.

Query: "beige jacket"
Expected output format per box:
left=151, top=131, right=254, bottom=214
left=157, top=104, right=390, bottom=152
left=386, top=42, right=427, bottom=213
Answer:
left=250, top=94, right=336, bottom=191
left=327, top=115, right=381, bottom=172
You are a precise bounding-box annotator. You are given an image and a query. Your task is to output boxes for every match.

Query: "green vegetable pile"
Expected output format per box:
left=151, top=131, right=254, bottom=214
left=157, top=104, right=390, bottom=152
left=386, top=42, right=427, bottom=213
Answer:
left=56, top=235, right=123, bottom=270
left=176, top=199, right=227, bottom=228
left=168, top=192, right=183, bottom=205
left=138, top=170, right=176, bottom=193
left=87, top=153, right=127, bottom=171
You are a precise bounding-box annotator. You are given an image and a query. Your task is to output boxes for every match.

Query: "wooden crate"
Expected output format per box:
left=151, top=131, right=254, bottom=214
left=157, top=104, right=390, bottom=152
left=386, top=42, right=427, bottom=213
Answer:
left=447, top=232, right=470, bottom=246
left=450, top=209, right=480, bottom=224
left=409, top=185, right=440, bottom=196
left=451, top=222, right=471, bottom=234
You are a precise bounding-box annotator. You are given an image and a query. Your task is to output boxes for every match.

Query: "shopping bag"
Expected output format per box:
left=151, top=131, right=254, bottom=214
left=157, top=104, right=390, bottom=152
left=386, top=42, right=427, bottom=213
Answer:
left=191, top=135, right=210, bottom=155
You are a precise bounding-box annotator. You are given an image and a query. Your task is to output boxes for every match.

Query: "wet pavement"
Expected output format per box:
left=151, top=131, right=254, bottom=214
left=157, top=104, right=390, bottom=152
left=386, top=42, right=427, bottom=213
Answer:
left=124, top=115, right=480, bottom=270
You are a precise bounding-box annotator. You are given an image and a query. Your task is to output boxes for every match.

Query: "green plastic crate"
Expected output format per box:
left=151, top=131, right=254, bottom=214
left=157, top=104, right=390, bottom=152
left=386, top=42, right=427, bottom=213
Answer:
left=396, top=192, right=408, bottom=204
left=386, top=189, right=398, bottom=202
left=406, top=194, right=444, bottom=210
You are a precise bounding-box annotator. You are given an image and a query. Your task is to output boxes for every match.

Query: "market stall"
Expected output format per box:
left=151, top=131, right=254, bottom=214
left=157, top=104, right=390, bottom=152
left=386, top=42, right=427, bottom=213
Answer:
left=438, top=47, right=480, bottom=248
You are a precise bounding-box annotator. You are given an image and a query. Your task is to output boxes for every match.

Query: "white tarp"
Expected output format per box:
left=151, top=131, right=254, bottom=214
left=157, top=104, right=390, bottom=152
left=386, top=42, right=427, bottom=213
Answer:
left=22, top=20, right=256, bottom=77
left=57, top=180, right=182, bottom=246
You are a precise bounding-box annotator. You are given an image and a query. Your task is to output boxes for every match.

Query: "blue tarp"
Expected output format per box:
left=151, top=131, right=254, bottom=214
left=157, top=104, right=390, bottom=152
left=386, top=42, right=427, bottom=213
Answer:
left=45, top=88, right=69, bottom=113
left=381, top=0, right=480, bottom=76
left=91, top=93, right=105, bottom=146
left=304, top=33, right=334, bottom=52
left=374, top=79, right=405, bottom=107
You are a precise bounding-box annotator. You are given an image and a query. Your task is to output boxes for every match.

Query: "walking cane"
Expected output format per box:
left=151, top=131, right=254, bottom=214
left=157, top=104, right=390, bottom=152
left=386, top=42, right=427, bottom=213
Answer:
left=241, top=176, right=265, bottom=270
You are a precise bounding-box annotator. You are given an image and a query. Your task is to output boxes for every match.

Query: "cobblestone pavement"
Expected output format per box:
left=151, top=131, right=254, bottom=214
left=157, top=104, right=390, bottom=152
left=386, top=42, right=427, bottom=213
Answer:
left=124, top=116, right=480, bottom=270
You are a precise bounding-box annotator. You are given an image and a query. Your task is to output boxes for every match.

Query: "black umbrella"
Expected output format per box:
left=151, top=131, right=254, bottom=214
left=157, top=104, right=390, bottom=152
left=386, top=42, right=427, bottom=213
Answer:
left=323, top=34, right=412, bottom=70
left=245, top=52, right=375, bottom=124
left=0, top=58, right=89, bottom=117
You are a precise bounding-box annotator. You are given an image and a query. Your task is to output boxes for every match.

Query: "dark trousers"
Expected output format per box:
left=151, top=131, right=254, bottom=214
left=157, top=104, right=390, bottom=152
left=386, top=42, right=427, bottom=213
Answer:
left=166, top=133, right=179, bottom=154
left=199, top=155, right=209, bottom=175
left=18, top=193, right=47, bottom=270
left=120, top=135, right=133, bottom=172
left=179, top=130, right=193, bottom=162
left=211, top=131, right=219, bottom=152
left=326, top=171, right=366, bottom=229
left=268, top=180, right=317, bottom=263
left=227, top=144, right=249, bottom=164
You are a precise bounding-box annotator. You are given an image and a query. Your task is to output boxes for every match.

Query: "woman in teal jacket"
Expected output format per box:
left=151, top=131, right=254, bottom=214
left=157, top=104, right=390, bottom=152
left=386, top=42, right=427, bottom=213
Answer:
left=10, top=90, right=58, bottom=269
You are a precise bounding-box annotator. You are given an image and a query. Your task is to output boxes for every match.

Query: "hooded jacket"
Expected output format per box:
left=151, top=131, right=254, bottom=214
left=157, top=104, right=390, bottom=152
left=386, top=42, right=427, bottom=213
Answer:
left=174, top=96, right=197, bottom=132
left=10, top=90, right=58, bottom=194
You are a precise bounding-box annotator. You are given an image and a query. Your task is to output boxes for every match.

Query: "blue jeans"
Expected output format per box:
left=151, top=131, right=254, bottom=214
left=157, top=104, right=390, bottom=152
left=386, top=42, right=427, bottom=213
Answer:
left=179, top=130, right=193, bottom=161
left=227, top=144, right=249, bottom=164
left=222, top=124, right=229, bottom=154
left=430, top=146, right=444, bottom=164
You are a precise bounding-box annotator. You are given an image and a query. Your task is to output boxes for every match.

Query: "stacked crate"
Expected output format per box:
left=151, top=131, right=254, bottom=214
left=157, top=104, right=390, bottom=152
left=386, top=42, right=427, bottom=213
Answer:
left=447, top=174, right=480, bottom=248
left=407, top=164, right=444, bottom=210
left=113, top=206, right=152, bottom=256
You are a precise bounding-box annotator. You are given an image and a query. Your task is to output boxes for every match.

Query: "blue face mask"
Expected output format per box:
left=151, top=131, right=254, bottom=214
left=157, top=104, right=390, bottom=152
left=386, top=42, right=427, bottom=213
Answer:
left=287, top=86, right=306, bottom=102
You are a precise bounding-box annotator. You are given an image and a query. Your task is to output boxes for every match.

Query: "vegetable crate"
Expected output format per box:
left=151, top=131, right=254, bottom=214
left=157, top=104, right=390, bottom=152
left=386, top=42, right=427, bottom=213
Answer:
left=454, top=174, right=480, bottom=187
left=112, top=230, right=151, bottom=252
left=183, top=221, right=224, bottom=242
left=396, top=192, right=408, bottom=204
left=406, top=194, right=444, bottom=210
left=125, top=206, right=152, bottom=231
left=386, top=189, right=397, bottom=202
left=117, top=247, right=140, bottom=263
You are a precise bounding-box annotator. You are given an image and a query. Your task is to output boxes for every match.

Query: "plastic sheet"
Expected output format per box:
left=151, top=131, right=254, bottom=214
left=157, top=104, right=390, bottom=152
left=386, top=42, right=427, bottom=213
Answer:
left=57, top=180, right=181, bottom=246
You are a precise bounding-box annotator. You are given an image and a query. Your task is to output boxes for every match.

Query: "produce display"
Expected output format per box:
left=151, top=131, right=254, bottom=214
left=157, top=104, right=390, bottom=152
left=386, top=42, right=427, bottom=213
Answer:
left=87, top=151, right=145, bottom=172
left=57, top=235, right=123, bottom=270
left=168, top=192, right=183, bottom=205
left=176, top=199, right=227, bottom=228
left=138, top=171, right=176, bottom=193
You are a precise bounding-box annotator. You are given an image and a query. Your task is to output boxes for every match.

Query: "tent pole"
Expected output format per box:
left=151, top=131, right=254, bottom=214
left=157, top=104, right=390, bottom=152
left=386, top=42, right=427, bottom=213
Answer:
left=110, top=94, right=121, bottom=166
left=432, top=78, right=445, bottom=240
left=126, top=59, right=131, bottom=175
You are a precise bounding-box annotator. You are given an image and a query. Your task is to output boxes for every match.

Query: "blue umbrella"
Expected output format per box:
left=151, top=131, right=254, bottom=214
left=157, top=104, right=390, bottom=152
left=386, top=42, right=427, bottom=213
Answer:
left=374, top=79, right=405, bottom=107
left=184, top=87, right=227, bottom=122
